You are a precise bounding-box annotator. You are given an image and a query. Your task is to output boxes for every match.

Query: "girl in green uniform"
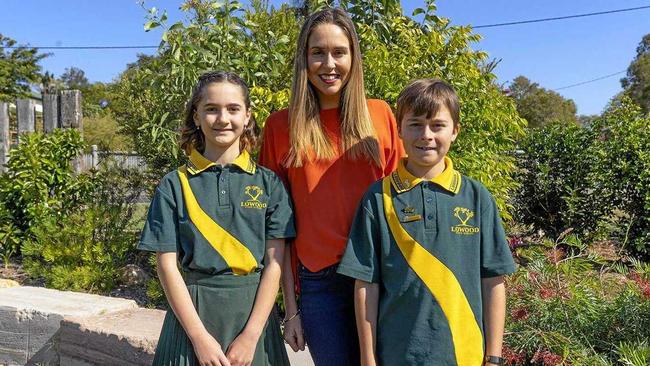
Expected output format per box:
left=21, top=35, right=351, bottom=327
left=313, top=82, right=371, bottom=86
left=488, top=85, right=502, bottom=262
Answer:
left=139, top=71, right=294, bottom=366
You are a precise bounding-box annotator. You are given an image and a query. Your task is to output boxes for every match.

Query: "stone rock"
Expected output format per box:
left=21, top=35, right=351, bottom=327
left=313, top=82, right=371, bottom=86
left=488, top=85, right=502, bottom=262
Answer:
left=286, top=346, right=315, bottom=366
left=57, top=308, right=165, bottom=366
left=119, top=264, right=149, bottom=286
left=0, top=279, right=19, bottom=288
left=0, top=286, right=137, bottom=366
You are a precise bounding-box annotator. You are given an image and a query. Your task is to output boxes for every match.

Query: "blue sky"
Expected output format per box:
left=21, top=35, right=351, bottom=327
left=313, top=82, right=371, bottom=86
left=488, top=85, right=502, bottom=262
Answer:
left=1, top=0, right=648, bottom=115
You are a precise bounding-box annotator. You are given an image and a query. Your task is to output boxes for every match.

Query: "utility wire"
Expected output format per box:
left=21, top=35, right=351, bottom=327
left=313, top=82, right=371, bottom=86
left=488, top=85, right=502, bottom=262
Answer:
left=553, top=70, right=627, bottom=91
left=3, top=4, right=649, bottom=50
left=474, top=5, right=650, bottom=29
left=2, top=45, right=159, bottom=50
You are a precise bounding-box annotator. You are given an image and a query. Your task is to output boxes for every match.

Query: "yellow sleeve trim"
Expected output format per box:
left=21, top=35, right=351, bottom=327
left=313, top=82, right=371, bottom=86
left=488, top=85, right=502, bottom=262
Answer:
left=177, top=167, right=257, bottom=275
left=382, top=177, right=483, bottom=365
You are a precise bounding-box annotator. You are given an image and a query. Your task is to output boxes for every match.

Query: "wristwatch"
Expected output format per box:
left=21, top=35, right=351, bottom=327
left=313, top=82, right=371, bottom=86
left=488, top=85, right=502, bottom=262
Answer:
left=484, top=355, right=504, bottom=365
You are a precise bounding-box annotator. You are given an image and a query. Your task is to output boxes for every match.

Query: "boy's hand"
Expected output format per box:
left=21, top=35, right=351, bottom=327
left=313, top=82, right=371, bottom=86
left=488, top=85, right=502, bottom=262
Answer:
left=226, top=330, right=259, bottom=366
left=192, top=331, right=231, bottom=366
left=283, top=314, right=305, bottom=352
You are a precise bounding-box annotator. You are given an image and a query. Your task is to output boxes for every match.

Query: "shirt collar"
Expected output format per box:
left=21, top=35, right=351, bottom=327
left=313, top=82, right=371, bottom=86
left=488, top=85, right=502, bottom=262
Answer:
left=390, top=156, right=462, bottom=194
left=186, top=149, right=256, bottom=175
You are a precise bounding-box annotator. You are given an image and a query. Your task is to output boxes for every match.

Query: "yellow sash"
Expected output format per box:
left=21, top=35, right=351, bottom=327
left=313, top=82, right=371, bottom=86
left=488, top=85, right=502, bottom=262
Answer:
left=381, top=177, right=483, bottom=365
left=177, top=167, right=257, bottom=275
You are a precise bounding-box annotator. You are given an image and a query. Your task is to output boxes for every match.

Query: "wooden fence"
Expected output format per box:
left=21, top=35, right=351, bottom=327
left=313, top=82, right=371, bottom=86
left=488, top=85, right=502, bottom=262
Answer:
left=1, top=91, right=147, bottom=173
left=81, top=146, right=145, bottom=171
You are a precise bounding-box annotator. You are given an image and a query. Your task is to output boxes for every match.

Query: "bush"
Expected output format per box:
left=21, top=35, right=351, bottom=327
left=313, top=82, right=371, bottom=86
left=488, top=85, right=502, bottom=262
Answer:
left=514, top=122, right=601, bottom=237
left=0, top=129, right=93, bottom=255
left=590, top=98, right=650, bottom=255
left=505, top=235, right=650, bottom=365
left=0, top=204, right=21, bottom=269
left=22, top=161, right=150, bottom=293
left=83, top=114, right=134, bottom=152
left=113, top=0, right=525, bottom=219
left=514, top=97, right=650, bottom=256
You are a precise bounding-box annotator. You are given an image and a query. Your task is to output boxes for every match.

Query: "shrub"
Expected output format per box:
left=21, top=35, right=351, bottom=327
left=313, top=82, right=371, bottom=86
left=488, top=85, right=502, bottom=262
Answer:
left=505, top=235, right=650, bottom=365
left=0, top=129, right=93, bottom=255
left=590, top=98, right=650, bottom=256
left=0, top=204, right=21, bottom=269
left=22, top=161, right=149, bottom=293
left=514, top=122, right=602, bottom=237
left=514, top=97, right=650, bottom=256
left=113, top=0, right=526, bottom=219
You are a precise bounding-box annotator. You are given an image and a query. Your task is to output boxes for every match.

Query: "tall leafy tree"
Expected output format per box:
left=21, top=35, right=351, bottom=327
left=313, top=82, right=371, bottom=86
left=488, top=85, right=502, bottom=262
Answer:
left=0, top=34, right=48, bottom=101
left=621, top=34, right=650, bottom=114
left=508, top=75, right=578, bottom=128
left=113, top=0, right=526, bottom=218
left=60, top=66, right=90, bottom=89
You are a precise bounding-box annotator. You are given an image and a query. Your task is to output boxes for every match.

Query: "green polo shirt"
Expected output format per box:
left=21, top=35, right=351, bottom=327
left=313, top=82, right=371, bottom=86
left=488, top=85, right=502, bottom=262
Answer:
left=337, top=157, right=515, bottom=366
left=138, top=149, right=295, bottom=275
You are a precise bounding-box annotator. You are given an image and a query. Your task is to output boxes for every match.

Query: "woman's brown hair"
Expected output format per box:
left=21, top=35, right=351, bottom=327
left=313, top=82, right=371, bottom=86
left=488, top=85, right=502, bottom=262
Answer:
left=179, top=71, right=259, bottom=155
left=286, top=8, right=380, bottom=167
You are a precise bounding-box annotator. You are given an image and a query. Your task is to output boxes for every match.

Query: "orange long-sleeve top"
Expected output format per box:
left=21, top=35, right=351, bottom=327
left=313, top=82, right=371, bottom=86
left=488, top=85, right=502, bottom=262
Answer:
left=259, top=99, right=405, bottom=272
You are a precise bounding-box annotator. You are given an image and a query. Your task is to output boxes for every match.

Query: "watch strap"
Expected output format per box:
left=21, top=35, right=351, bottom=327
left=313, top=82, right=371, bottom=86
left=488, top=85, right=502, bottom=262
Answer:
left=485, top=355, right=505, bottom=365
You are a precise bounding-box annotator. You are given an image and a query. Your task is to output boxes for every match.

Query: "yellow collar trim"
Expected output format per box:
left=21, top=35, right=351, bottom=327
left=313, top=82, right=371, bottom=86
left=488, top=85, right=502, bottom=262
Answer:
left=187, top=149, right=256, bottom=175
left=390, top=156, right=462, bottom=194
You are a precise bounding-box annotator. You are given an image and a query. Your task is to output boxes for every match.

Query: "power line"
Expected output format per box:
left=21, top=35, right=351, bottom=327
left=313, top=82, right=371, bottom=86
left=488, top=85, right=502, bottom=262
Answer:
left=2, top=4, right=648, bottom=50
left=474, top=5, right=650, bottom=29
left=2, top=45, right=158, bottom=50
left=553, top=70, right=627, bottom=91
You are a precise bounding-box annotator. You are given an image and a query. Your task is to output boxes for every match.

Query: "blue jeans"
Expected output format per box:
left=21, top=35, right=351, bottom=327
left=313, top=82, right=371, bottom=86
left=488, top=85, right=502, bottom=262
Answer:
left=299, top=263, right=360, bottom=366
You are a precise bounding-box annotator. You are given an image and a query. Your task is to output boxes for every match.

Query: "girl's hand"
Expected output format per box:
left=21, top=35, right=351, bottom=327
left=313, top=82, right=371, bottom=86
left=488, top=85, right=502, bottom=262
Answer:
left=283, top=314, right=305, bottom=352
left=192, top=332, right=231, bottom=366
left=226, top=330, right=259, bottom=366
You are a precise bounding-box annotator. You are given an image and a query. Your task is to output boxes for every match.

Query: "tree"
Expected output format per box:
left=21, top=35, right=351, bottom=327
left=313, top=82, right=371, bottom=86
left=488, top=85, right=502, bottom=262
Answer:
left=0, top=34, right=48, bottom=101
left=113, top=0, right=526, bottom=219
left=508, top=76, right=578, bottom=128
left=621, top=34, right=650, bottom=114
left=60, top=66, right=89, bottom=89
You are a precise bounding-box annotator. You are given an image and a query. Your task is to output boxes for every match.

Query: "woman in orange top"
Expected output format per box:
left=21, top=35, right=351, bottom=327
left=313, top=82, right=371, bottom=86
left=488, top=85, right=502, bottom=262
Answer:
left=259, top=8, right=403, bottom=366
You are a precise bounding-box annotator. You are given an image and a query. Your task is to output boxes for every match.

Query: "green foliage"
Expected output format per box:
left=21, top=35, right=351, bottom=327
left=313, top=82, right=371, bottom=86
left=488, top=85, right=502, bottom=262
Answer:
left=505, top=237, right=650, bottom=365
left=514, top=122, right=601, bottom=237
left=145, top=253, right=167, bottom=308
left=77, top=82, right=117, bottom=118
left=0, top=129, right=93, bottom=250
left=0, top=33, right=48, bottom=101
left=114, top=0, right=525, bottom=218
left=83, top=114, right=134, bottom=151
left=355, top=0, right=525, bottom=219
left=615, top=341, right=650, bottom=366
left=22, top=162, right=149, bottom=293
left=508, top=75, right=578, bottom=128
left=590, top=98, right=650, bottom=255
left=621, top=34, right=650, bottom=114
left=514, top=97, right=650, bottom=256
left=60, top=66, right=89, bottom=89
left=0, top=204, right=21, bottom=269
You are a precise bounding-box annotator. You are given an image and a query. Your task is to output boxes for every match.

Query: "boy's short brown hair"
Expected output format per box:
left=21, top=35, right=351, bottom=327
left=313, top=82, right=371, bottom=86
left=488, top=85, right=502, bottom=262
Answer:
left=396, top=79, right=460, bottom=126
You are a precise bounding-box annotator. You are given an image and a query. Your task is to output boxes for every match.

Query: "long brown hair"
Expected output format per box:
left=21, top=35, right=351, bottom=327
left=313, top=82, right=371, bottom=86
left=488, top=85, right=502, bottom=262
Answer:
left=286, top=8, right=380, bottom=167
left=179, top=71, right=259, bottom=156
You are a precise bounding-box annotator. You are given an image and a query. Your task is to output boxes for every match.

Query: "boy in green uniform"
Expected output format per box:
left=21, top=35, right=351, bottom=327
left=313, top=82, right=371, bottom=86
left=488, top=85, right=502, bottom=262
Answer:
left=337, top=79, right=515, bottom=366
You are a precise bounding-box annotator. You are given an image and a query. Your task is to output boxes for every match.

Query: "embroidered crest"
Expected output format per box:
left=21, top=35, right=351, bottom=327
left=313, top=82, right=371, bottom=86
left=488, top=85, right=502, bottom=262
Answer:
left=451, top=207, right=480, bottom=235
left=241, top=185, right=267, bottom=209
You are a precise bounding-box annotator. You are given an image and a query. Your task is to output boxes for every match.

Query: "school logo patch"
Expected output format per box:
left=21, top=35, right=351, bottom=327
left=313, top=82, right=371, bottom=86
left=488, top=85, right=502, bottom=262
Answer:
left=451, top=207, right=480, bottom=235
left=241, top=185, right=267, bottom=209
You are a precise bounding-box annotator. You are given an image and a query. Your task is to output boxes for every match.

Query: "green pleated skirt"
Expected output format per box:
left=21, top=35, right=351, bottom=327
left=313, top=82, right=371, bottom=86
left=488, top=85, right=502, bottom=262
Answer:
left=152, top=271, right=290, bottom=366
